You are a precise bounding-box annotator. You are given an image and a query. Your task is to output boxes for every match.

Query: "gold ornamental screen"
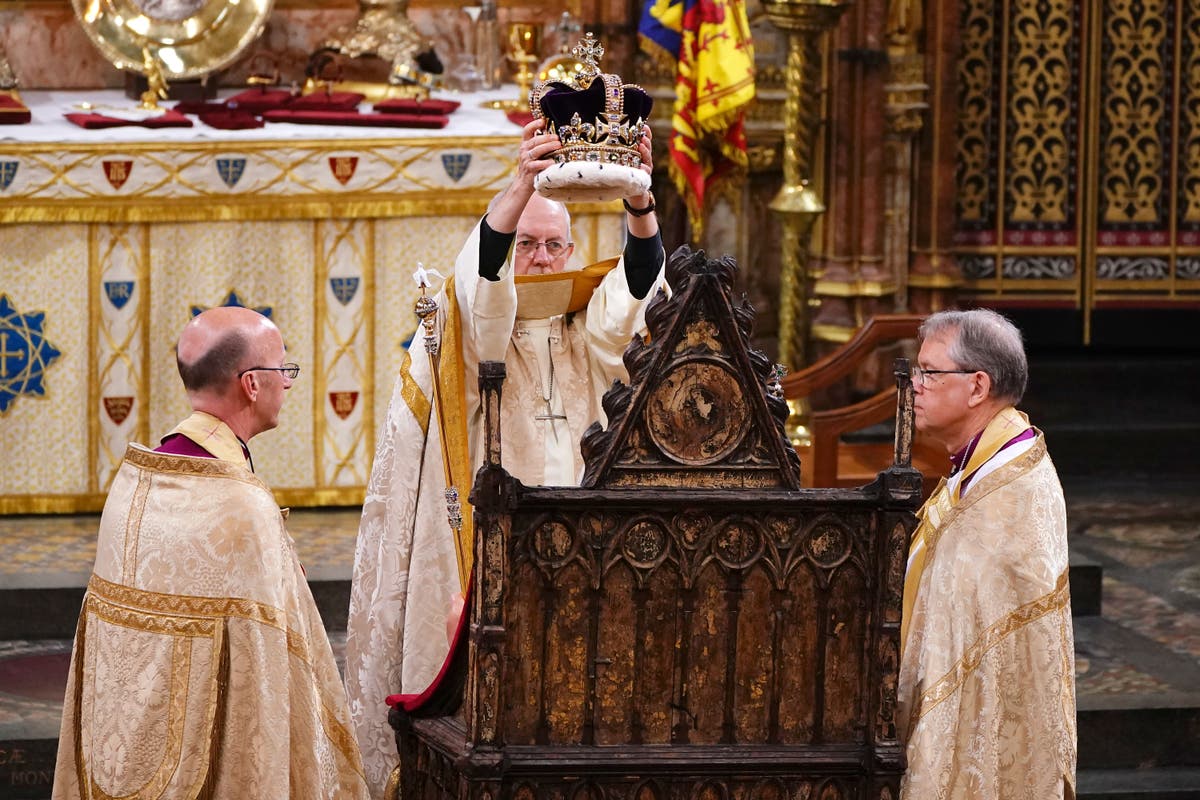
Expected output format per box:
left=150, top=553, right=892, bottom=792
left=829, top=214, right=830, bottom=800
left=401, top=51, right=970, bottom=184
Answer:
left=954, top=0, right=1200, bottom=340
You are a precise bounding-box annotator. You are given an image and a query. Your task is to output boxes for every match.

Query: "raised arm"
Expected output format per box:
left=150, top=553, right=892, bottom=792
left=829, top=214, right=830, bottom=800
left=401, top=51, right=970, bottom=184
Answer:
left=486, top=119, right=563, bottom=234
left=623, top=124, right=659, bottom=241
left=621, top=125, right=664, bottom=299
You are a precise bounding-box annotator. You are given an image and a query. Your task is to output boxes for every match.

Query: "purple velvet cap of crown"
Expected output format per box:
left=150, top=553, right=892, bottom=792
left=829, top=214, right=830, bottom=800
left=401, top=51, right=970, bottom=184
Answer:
left=535, top=77, right=653, bottom=131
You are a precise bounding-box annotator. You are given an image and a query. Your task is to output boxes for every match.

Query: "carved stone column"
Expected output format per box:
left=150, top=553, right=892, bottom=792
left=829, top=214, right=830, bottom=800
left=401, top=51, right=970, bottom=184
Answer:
left=881, top=0, right=929, bottom=312
left=805, top=0, right=926, bottom=352
left=907, top=0, right=960, bottom=312
left=761, top=0, right=851, bottom=370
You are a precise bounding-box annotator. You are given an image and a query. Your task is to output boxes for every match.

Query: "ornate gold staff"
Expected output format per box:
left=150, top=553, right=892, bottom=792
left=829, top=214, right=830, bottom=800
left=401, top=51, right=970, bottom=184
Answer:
left=413, top=265, right=468, bottom=590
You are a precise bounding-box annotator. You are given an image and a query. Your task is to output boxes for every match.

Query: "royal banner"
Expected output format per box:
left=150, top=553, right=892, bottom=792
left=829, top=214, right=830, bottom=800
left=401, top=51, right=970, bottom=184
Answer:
left=640, top=0, right=756, bottom=235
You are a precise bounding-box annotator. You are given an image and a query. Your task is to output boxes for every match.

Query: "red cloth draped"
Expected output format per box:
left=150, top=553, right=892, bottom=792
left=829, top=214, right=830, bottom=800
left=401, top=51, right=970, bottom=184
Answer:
left=64, top=109, right=193, bottom=129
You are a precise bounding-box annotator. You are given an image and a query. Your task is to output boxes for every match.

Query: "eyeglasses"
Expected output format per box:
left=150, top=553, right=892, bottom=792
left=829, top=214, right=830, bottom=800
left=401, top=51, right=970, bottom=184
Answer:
left=515, top=239, right=570, bottom=257
left=911, top=366, right=977, bottom=387
left=239, top=363, right=300, bottom=380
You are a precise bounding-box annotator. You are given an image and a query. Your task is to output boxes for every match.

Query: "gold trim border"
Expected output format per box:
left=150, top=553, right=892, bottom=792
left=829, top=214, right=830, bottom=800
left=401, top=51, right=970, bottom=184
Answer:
left=314, top=219, right=328, bottom=489
left=89, top=572, right=286, bottom=630
left=82, top=599, right=201, bottom=800
left=88, top=225, right=100, bottom=494
left=398, top=351, right=432, bottom=437
left=812, top=279, right=899, bottom=298
left=907, top=273, right=962, bottom=289
left=913, top=569, right=1071, bottom=724
left=364, top=221, right=377, bottom=490
left=1, top=196, right=627, bottom=225
left=810, top=323, right=855, bottom=344
left=2, top=196, right=492, bottom=225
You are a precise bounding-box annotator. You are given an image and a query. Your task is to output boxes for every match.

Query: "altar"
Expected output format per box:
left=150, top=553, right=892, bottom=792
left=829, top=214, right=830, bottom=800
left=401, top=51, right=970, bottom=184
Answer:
left=0, top=90, right=628, bottom=513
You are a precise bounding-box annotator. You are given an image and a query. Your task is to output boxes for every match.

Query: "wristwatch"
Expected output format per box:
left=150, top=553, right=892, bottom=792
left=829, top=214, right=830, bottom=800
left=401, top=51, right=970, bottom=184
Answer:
left=623, top=193, right=656, bottom=217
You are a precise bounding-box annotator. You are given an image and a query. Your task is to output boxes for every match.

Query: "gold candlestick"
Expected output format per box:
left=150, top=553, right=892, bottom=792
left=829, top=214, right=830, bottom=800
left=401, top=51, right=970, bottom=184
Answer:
left=484, top=22, right=542, bottom=112
left=138, top=47, right=170, bottom=110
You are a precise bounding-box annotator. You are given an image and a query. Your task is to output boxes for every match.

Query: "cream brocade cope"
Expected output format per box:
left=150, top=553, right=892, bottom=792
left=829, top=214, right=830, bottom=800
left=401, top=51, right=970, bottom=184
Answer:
left=344, top=220, right=665, bottom=798
left=897, top=416, right=1076, bottom=800
left=53, top=443, right=369, bottom=800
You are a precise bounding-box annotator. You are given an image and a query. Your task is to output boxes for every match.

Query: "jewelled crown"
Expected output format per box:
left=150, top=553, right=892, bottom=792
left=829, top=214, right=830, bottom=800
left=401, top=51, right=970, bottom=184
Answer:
left=530, top=34, right=654, bottom=202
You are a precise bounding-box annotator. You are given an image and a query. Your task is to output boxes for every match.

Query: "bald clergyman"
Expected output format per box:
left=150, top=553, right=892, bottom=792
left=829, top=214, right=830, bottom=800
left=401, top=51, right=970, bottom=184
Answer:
left=53, top=307, right=369, bottom=799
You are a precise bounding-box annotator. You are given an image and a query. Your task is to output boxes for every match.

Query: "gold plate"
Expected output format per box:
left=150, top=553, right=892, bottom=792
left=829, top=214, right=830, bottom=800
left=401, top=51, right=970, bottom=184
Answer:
left=74, top=0, right=272, bottom=79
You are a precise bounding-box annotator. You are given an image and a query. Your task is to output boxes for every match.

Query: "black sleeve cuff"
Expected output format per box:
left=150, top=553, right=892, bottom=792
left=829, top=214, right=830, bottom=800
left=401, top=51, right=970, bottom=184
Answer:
left=478, top=217, right=515, bottom=281
left=624, top=230, right=665, bottom=300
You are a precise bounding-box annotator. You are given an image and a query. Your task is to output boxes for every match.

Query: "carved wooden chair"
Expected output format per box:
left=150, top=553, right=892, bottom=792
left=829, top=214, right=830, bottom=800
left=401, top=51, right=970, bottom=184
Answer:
left=782, top=315, right=944, bottom=496
left=391, top=247, right=923, bottom=800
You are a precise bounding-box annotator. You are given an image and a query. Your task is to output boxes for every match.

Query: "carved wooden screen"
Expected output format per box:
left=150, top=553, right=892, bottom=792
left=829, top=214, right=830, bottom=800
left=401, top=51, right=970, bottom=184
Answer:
left=953, top=0, right=1200, bottom=340
left=501, top=501, right=908, bottom=749
left=397, top=247, right=923, bottom=800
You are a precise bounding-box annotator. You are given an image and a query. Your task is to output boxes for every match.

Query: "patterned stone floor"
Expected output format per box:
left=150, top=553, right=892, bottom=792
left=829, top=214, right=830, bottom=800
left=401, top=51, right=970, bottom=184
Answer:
left=0, top=480, right=1196, bottom=744
left=1065, top=477, right=1200, bottom=703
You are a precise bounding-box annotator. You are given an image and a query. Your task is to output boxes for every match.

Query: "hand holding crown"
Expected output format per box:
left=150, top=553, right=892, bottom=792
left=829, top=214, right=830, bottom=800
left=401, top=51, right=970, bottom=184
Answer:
left=515, top=119, right=561, bottom=193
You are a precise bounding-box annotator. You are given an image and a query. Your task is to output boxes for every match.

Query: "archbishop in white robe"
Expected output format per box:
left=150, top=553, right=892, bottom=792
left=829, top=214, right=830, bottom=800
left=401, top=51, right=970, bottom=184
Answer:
left=344, top=218, right=666, bottom=797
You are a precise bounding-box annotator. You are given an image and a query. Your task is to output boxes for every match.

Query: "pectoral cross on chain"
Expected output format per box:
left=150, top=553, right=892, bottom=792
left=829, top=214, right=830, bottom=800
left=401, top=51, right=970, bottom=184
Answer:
left=534, top=338, right=567, bottom=441
left=535, top=397, right=567, bottom=442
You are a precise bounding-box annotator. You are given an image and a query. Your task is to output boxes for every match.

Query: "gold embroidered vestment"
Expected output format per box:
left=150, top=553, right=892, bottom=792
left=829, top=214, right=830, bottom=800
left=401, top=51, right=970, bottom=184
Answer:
left=53, top=444, right=369, bottom=800
left=898, top=413, right=1076, bottom=799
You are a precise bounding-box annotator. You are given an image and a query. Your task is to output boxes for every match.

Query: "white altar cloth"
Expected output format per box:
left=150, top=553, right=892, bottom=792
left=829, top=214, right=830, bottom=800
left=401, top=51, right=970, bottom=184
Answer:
left=2, top=88, right=524, bottom=143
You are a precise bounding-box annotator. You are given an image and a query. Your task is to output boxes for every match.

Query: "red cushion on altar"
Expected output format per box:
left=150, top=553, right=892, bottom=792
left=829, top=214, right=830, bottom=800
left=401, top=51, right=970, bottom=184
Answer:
left=64, top=110, right=194, bottom=129
left=198, top=110, right=266, bottom=130
left=140, top=110, right=194, bottom=128
left=506, top=110, right=535, bottom=128
left=384, top=587, right=471, bottom=714
left=0, top=94, right=31, bottom=124
left=172, top=101, right=230, bottom=115
left=262, top=109, right=449, bottom=128
left=287, top=91, right=366, bottom=111
left=224, top=88, right=296, bottom=113
left=374, top=97, right=461, bottom=116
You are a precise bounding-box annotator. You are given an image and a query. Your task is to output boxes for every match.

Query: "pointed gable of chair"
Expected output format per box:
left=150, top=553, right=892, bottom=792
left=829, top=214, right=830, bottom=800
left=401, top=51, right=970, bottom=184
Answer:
left=580, top=245, right=801, bottom=490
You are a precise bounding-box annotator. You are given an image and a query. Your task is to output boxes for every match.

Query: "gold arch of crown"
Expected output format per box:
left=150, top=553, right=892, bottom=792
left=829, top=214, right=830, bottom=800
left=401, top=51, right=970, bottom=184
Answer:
left=531, top=33, right=648, bottom=169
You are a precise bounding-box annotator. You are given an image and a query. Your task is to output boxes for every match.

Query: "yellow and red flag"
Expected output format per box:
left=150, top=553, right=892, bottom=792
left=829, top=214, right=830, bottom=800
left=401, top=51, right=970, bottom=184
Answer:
left=640, top=0, right=755, bottom=236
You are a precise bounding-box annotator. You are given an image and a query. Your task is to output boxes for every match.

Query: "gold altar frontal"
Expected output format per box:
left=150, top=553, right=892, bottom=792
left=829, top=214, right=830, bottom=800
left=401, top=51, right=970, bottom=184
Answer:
left=0, top=90, right=628, bottom=513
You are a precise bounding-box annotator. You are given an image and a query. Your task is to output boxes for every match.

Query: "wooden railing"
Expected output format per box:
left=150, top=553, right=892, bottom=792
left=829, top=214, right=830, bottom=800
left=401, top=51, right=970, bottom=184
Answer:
left=782, top=314, right=944, bottom=495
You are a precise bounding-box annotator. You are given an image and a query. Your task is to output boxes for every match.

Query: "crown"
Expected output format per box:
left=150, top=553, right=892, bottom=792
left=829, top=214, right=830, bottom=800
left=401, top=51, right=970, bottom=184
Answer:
left=530, top=34, right=654, bottom=203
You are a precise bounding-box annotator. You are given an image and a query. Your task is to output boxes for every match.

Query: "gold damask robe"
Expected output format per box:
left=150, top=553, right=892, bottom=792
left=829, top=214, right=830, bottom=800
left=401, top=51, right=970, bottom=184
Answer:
left=898, top=408, right=1076, bottom=799
left=53, top=443, right=369, bottom=800
left=344, top=220, right=665, bottom=798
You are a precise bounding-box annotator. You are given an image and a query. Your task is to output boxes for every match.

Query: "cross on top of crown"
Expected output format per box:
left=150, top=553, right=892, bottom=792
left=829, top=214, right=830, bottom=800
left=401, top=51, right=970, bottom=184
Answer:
left=572, top=33, right=605, bottom=73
